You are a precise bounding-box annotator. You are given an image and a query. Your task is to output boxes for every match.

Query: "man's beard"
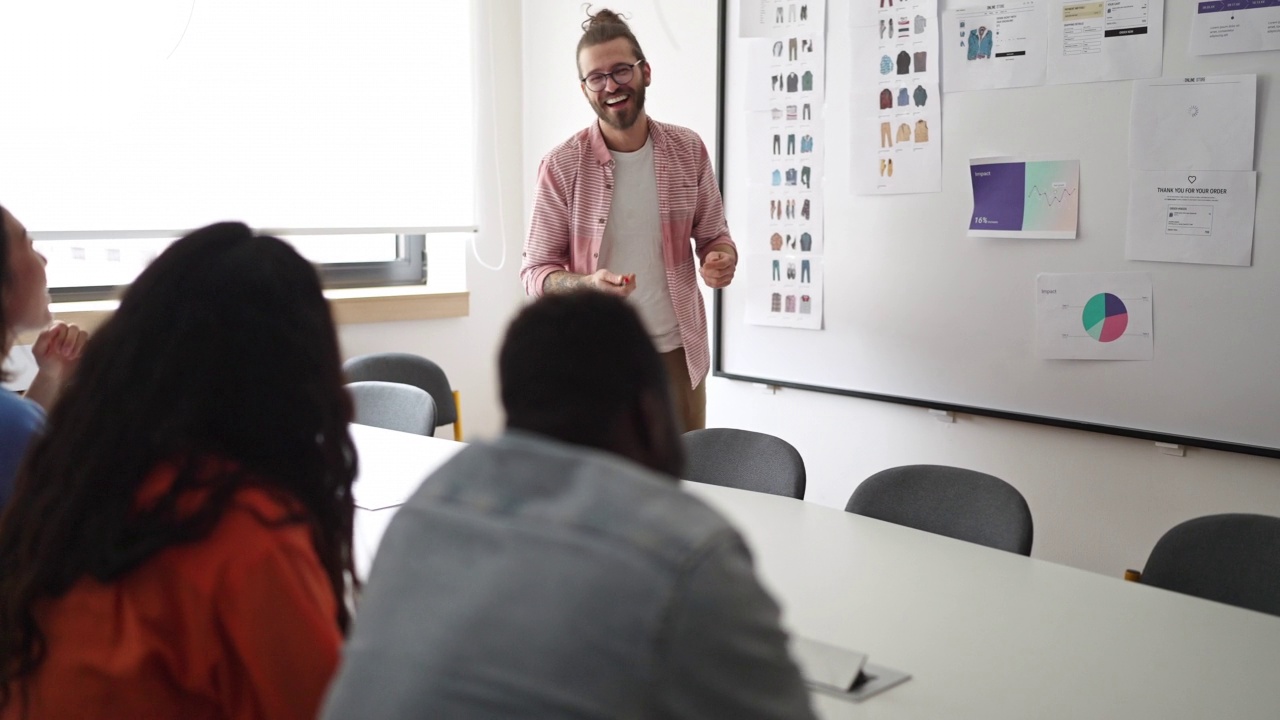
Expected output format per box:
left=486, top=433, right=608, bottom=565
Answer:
left=592, top=82, right=646, bottom=131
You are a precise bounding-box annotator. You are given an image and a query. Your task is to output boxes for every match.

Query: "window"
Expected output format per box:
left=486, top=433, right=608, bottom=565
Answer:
left=2, top=0, right=475, bottom=297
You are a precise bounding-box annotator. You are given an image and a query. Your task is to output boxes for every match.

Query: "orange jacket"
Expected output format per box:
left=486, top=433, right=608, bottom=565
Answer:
left=3, top=472, right=341, bottom=720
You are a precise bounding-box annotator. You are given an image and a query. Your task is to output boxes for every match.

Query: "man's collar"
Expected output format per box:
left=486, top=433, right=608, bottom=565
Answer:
left=588, top=118, right=661, bottom=166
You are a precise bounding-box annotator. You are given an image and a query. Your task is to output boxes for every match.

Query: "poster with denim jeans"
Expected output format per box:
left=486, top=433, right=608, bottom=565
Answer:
left=744, top=252, right=825, bottom=330
left=742, top=1, right=828, bottom=332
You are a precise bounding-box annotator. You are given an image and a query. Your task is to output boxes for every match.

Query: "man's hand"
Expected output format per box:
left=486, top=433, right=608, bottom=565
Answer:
left=586, top=269, right=637, bottom=297
left=545, top=269, right=636, bottom=297
left=700, top=250, right=737, bottom=289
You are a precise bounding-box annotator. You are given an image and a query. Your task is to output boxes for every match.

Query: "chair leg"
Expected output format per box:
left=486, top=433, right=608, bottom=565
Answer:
left=452, top=390, right=463, bottom=441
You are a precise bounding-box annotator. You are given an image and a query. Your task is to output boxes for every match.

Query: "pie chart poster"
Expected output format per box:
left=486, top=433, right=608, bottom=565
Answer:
left=1036, top=272, right=1153, bottom=360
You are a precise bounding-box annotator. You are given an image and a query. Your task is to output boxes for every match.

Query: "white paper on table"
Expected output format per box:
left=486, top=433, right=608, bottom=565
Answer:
left=941, top=1, right=1047, bottom=93
left=1190, top=2, right=1280, bottom=56
left=1125, top=170, right=1257, bottom=267
left=1036, top=272, right=1152, bottom=361
left=744, top=252, right=824, bottom=330
left=1046, top=0, right=1163, bottom=85
left=1129, top=75, right=1256, bottom=172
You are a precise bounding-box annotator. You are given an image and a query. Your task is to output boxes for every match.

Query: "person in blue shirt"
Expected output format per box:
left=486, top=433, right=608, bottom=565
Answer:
left=1, top=205, right=86, bottom=509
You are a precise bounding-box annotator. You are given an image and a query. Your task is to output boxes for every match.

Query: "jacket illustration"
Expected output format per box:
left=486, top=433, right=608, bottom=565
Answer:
left=967, top=27, right=993, bottom=60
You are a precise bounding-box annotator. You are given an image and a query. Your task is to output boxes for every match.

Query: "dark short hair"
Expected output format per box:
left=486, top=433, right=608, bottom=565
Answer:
left=576, top=7, right=646, bottom=76
left=500, top=291, right=669, bottom=451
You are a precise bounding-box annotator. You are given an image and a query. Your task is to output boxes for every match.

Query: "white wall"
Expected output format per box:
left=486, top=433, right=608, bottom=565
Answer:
left=347, top=0, right=1280, bottom=579
left=338, top=0, right=527, bottom=442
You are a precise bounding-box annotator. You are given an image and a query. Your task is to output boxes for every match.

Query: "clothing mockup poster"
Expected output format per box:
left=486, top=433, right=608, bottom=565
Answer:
left=852, top=0, right=942, bottom=196
left=880, top=88, right=893, bottom=109
left=744, top=3, right=826, bottom=332
left=915, top=119, right=929, bottom=142
left=880, top=55, right=892, bottom=74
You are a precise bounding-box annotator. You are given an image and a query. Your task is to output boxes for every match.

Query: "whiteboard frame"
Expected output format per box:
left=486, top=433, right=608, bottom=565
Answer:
left=709, top=1, right=1280, bottom=460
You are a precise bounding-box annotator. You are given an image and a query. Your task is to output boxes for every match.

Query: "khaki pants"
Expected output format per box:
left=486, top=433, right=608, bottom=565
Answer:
left=660, top=347, right=706, bottom=433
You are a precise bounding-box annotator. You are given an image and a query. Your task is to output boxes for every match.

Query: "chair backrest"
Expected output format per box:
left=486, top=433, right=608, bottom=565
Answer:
left=343, top=352, right=456, bottom=427
left=347, top=381, right=437, bottom=436
left=845, top=464, right=1033, bottom=555
left=682, top=428, right=806, bottom=499
left=1141, top=513, right=1280, bottom=617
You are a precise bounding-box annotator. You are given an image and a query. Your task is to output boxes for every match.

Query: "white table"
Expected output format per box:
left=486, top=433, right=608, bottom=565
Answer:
left=351, top=426, right=1280, bottom=719
left=350, top=423, right=464, bottom=578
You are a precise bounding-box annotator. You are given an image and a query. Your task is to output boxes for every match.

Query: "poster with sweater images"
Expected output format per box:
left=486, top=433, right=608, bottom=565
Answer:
left=851, top=0, right=941, bottom=195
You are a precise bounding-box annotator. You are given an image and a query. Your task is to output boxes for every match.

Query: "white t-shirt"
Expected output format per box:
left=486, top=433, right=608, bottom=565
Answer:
left=598, top=137, right=683, bottom=352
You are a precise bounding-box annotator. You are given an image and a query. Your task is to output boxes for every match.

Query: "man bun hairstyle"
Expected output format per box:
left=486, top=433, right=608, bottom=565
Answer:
left=576, top=6, right=646, bottom=75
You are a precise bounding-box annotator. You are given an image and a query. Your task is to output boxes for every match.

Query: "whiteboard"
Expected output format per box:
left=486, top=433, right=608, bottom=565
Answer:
left=717, top=1, right=1280, bottom=457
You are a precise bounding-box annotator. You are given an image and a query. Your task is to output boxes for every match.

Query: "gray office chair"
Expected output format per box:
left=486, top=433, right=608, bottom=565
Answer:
left=845, top=464, right=1033, bottom=555
left=682, top=428, right=806, bottom=499
left=1132, top=513, right=1280, bottom=617
left=344, top=352, right=461, bottom=439
left=347, top=381, right=437, bottom=436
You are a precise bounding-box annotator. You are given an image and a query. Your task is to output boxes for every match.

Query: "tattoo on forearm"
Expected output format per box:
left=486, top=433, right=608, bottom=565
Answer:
left=544, top=271, right=587, bottom=293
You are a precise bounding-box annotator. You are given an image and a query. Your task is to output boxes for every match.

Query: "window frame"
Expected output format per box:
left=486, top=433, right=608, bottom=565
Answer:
left=42, top=232, right=430, bottom=303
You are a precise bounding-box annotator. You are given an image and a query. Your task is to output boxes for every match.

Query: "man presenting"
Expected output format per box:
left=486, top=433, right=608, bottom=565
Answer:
left=521, top=8, right=737, bottom=432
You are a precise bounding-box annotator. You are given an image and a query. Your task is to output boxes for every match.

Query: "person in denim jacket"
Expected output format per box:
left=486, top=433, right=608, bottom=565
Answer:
left=321, top=293, right=816, bottom=720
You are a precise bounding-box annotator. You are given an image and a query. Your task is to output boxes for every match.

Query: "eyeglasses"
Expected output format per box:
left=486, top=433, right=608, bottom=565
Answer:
left=581, top=60, right=645, bottom=92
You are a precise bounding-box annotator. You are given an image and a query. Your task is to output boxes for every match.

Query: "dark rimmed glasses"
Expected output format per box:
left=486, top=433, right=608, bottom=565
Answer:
left=581, top=60, right=645, bottom=92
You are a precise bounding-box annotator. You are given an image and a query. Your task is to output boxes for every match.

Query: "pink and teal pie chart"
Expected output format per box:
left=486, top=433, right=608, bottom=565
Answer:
left=1082, top=293, right=1128, bottom=343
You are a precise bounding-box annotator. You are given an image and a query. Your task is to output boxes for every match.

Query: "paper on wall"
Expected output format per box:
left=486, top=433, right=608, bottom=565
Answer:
left=941, top=1, right=1047, bottom=93
left=1036, top=272, right=1153, bottom=360
left=1125, top=170, right=1257, bottom=267
left=1129, top=75, right=1257, bottom=172
left=1046, top=0, right=1163, bottom=85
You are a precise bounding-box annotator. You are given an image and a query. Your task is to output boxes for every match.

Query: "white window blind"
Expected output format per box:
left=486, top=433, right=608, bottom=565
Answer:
left=0, top=0, right=475, bottom=236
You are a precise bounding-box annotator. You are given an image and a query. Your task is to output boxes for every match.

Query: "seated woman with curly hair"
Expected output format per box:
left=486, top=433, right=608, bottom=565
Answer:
left=0, top=222, right=358, bottom=720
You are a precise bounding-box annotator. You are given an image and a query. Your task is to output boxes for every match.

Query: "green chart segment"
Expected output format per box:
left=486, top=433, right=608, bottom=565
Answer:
left=1082, top=293, right=1128, bottom=343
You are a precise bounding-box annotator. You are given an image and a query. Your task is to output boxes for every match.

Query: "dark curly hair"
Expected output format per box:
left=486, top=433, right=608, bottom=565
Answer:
left=0, top=222, right=358, bottom=710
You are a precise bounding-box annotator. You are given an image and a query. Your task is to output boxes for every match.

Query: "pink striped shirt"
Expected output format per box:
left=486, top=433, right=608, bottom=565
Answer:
left=522, top=119, right=734, bottom=388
